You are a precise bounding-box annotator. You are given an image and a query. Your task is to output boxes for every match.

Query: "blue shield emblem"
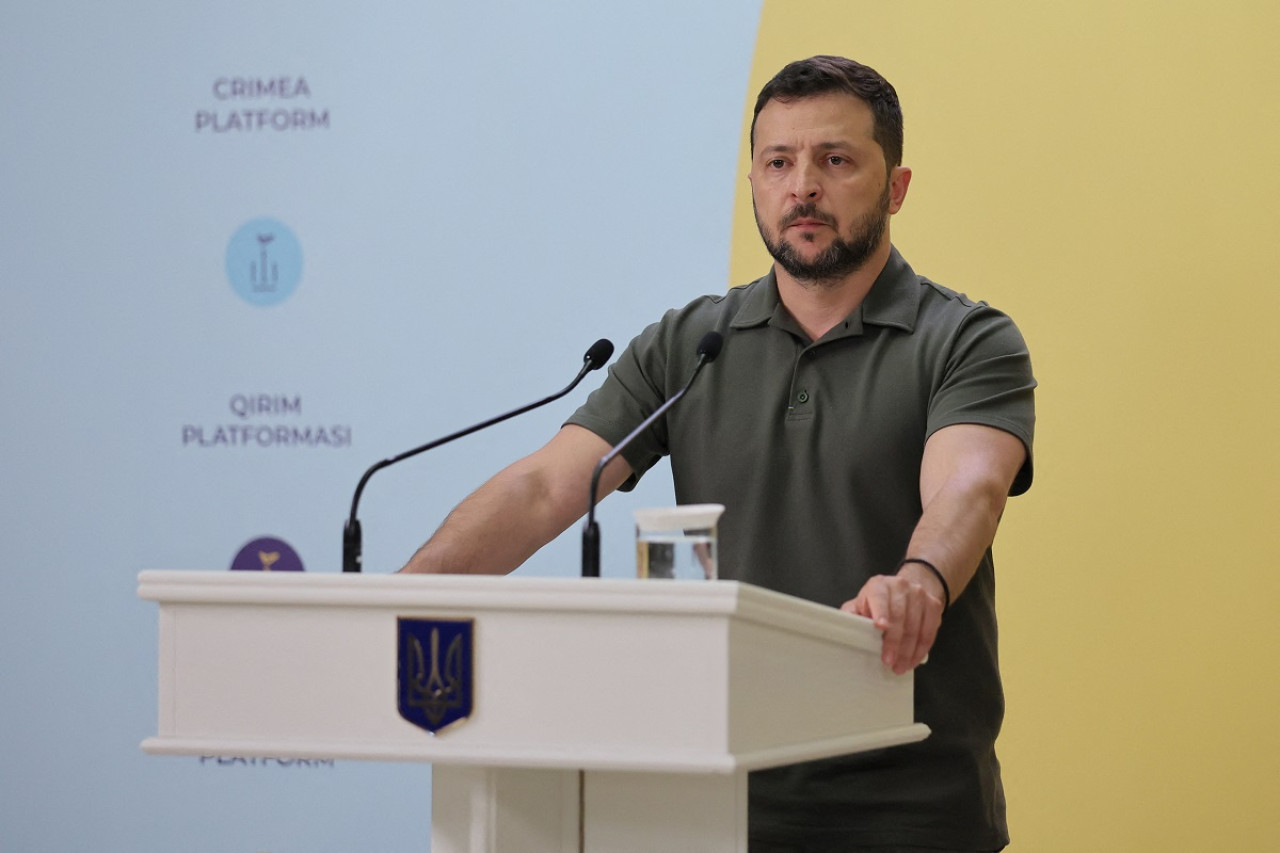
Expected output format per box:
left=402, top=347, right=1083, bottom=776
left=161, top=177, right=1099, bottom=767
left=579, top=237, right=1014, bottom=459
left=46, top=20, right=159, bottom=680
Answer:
left=397, top=618, right=474, bottom=734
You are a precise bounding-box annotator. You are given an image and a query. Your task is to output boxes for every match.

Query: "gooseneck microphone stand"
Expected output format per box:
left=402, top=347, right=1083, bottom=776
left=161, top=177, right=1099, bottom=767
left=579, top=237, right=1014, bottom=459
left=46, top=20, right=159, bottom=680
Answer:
left=581, top=331, right=722, bottom=578
left=343, top=338, right=614, bottom=572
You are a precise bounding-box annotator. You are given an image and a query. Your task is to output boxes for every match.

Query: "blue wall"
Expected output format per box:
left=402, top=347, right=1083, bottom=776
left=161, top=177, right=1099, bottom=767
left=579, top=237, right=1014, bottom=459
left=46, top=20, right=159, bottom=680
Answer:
left=0, top=2, right=762, bottom=849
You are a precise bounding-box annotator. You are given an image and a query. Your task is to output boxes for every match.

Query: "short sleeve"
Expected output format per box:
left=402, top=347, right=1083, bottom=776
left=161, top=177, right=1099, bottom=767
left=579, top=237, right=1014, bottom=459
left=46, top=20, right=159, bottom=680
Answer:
left=564, top=315, right=674, bottom=491
left=925, top=307, right=1037, bottom=495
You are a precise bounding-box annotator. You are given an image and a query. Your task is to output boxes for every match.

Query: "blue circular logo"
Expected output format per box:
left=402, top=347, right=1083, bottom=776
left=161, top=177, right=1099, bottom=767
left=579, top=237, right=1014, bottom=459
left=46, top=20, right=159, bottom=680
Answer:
left=226, top=217, right=302, bottom=306
left=230, top=537, right=305, bottom=572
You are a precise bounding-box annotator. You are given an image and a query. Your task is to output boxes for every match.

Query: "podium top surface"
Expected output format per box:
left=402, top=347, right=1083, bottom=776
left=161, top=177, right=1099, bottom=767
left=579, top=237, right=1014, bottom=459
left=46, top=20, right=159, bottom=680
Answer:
left=138, top=571, right=926, bottom=771
left=137, top=570, right=882, bottom=654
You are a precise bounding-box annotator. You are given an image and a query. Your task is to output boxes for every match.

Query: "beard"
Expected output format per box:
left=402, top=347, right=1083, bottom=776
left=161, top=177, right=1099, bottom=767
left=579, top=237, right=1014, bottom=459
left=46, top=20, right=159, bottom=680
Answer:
left=756, top=182, right=891, bottom=286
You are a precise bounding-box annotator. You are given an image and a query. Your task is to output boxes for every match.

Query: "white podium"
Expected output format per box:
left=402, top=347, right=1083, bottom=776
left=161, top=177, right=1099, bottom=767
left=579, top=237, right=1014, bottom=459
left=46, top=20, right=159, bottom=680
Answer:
left=138, top=571, right=928, bottom=852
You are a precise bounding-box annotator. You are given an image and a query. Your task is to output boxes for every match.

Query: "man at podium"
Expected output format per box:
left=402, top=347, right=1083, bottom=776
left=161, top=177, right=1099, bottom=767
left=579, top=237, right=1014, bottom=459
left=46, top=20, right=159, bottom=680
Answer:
left=404, top=55, right=1035, bottom=853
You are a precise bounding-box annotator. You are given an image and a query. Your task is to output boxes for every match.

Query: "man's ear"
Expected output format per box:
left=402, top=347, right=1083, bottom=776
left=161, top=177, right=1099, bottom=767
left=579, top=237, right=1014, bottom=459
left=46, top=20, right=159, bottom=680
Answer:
left=888, top=166, right=912, bottom=214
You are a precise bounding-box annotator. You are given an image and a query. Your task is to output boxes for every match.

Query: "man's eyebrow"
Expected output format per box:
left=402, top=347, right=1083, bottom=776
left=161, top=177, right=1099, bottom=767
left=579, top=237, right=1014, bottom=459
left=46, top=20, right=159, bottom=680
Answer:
left=757, top=140, right=856, bottom=157
left=757, top=143, right=795, bottom=157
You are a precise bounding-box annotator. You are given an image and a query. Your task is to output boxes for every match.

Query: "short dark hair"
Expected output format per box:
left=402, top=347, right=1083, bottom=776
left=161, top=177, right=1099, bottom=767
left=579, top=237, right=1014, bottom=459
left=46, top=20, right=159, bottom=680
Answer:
left=751, top=55, right=904, bottom=170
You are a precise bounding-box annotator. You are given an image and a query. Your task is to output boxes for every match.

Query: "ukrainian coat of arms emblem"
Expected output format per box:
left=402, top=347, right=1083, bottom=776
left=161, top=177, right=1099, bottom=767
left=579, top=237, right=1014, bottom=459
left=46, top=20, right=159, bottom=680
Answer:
left=397, top=618, right=473, bottom=734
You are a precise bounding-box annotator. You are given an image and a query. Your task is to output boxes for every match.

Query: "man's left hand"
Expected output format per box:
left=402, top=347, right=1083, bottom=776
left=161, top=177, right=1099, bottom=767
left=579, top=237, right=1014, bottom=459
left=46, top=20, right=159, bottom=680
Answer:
left=842, top=570, right=945, bottom=675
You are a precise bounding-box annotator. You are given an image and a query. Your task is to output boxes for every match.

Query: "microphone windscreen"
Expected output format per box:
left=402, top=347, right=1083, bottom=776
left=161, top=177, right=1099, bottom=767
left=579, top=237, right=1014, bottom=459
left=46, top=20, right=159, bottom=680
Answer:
left=584, top=338, right=615, bottom=370
left=696, top=331, right=723, bottom=362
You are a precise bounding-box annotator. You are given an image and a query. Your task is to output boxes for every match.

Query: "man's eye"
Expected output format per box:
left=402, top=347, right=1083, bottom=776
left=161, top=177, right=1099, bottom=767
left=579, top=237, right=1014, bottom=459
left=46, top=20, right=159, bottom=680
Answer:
left=828, top=156, right=846, bottom=166
left=768, top=159, right=786, bottom=169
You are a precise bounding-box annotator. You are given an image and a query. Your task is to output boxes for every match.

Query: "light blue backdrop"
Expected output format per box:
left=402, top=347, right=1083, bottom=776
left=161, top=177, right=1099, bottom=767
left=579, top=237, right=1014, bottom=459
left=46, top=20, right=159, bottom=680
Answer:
left=0, top=1, right=763, bottom=849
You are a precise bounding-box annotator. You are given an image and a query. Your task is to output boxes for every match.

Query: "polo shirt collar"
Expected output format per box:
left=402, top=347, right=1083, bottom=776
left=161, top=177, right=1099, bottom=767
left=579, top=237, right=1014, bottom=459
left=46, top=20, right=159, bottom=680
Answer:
left=729, top=246, right=921, bottom=338
left=861, top=247, right=920, bottom=332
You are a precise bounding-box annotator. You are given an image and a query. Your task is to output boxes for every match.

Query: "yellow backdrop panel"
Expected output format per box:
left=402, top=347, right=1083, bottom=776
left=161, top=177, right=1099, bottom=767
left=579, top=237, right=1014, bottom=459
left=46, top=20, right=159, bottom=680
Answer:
left=731, top=2, right=1280, bottom=850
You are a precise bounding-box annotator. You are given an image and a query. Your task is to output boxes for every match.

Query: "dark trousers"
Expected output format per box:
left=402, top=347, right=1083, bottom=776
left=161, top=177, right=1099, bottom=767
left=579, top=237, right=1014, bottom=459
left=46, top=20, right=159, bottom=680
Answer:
left=747, top=840, right=998, bottom=845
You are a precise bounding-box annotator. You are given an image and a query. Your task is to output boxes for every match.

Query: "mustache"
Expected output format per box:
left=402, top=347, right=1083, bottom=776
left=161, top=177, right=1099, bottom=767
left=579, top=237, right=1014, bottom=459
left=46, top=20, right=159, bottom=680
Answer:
left=780, top=203, right=837, bottom=229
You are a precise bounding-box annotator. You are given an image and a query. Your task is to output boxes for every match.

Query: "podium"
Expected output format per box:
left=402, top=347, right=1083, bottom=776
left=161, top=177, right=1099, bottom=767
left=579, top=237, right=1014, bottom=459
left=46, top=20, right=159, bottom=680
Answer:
left=138, top=571, right=928, bottom=852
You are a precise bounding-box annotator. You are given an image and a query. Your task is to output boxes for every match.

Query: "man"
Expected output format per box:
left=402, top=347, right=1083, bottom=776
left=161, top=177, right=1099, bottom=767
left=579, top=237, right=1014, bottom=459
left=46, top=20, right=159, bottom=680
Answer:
left=404, top=55, right=1035, bottom=853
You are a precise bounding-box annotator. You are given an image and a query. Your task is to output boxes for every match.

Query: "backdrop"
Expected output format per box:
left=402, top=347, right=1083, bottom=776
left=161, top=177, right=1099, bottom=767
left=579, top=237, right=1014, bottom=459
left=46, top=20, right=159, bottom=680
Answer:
left=1, top=1, right=760, bottom=850
left=4, top=1, right=1277, bottom=851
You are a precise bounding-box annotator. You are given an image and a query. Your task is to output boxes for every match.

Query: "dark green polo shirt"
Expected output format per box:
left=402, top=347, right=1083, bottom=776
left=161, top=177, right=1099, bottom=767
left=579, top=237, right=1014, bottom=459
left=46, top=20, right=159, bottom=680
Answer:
left=567, top=247, right=1035, bottom=850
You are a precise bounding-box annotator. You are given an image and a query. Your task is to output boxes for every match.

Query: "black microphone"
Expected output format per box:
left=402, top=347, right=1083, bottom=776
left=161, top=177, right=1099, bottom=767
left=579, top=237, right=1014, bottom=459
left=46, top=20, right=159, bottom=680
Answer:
left=343, top=338, right=614, bottom=573
left=581, top=331, right=723, bottom=578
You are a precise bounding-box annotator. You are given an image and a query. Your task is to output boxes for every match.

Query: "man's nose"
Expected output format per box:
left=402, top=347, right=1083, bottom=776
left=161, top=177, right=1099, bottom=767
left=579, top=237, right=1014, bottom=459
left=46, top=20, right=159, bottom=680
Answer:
left=790, top=163, right=821, bottom=200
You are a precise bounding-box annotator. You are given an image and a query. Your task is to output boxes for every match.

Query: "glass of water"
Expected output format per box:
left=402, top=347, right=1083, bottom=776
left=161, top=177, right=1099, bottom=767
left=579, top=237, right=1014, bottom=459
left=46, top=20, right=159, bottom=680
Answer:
left=634, top=504, right=725, bottom=580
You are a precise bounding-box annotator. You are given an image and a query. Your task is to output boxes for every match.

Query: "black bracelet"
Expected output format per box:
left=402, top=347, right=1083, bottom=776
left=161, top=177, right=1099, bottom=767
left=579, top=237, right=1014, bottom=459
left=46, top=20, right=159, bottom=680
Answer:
left=898, top=557, right=951, bottom=612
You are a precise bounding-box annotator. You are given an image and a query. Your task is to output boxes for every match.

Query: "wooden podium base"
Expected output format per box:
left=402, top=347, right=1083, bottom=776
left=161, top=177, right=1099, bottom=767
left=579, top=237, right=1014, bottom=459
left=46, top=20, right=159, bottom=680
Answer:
left=433, top=766, right=747, bottom=853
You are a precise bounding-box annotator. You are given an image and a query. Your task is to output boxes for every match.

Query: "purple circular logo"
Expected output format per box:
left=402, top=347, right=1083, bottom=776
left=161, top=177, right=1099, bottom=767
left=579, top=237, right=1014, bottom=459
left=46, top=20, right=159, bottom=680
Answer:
left=230, top=537, right=305, bottom=572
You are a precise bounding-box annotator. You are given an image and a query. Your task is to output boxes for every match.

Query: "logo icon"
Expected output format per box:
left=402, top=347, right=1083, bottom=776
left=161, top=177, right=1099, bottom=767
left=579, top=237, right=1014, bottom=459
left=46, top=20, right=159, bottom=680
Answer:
left=230, top=537, right=305, bottom=572
left=226, top=217, right=302, bottom=306
left=398, top=619, right=474, bottom=734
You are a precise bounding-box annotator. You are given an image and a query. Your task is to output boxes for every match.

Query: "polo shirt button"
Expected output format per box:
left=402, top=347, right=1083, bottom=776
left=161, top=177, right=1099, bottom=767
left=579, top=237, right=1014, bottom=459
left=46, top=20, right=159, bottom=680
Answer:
left=797, top=390, right=810, bottom=404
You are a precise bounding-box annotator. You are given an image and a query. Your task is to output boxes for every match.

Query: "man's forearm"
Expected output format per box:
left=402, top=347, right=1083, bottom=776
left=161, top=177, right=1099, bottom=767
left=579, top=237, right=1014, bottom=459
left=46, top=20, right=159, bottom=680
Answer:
left=898, top=424, right=1027, bottom=603
left=400, top=425, right=630, bottom=575
left=899, top=478, right=1007, bottom=602
left=402, top=464, right=569, bottom=574
left=843, top=424, right=1025, bottom=672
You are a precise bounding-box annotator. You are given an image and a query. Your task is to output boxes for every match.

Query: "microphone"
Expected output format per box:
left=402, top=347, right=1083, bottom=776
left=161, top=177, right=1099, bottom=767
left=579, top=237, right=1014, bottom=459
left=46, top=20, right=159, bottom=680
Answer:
left=581, top=331, right=723, bottom=578
left=343, top=338, right=614, bottom=573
